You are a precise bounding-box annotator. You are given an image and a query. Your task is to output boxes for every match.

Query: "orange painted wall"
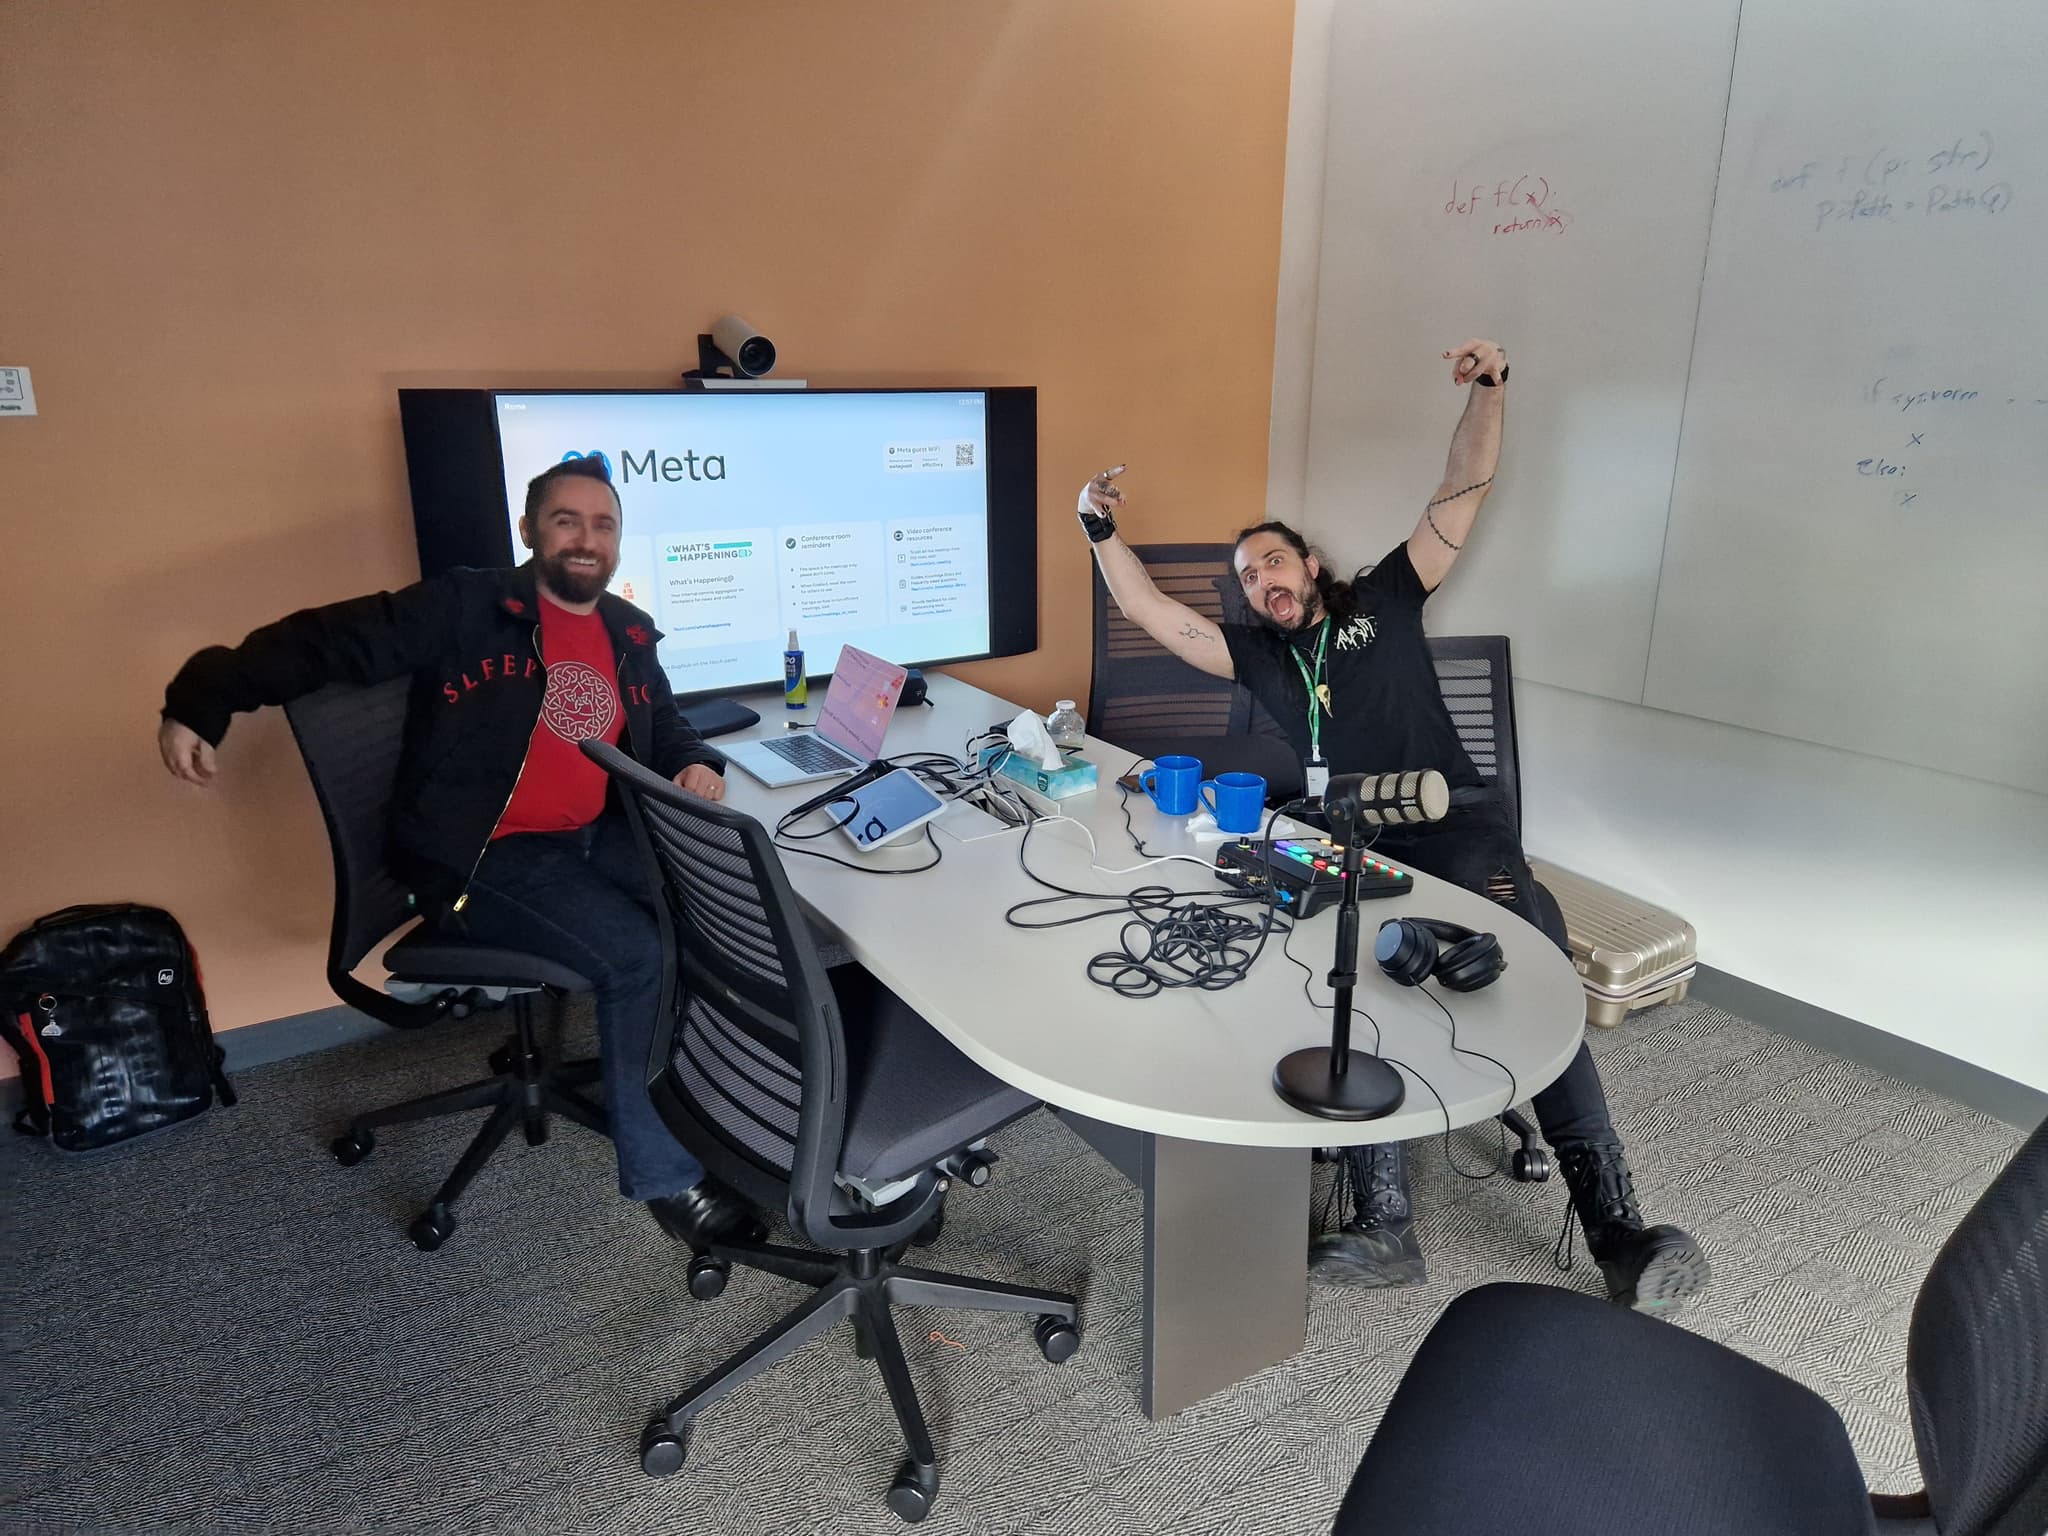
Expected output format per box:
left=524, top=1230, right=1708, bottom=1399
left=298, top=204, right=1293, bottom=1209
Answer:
left=0, top=1, right=1295, bottom=1063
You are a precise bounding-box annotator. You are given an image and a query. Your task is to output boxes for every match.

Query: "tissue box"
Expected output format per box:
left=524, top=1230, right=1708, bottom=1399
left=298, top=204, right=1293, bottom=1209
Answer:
left=978, top=745, right=1099, bottom=801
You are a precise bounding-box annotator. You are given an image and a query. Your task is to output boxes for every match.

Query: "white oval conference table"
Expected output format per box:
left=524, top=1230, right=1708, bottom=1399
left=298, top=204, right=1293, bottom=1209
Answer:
left=715, top=674, right=1585, bottom=1417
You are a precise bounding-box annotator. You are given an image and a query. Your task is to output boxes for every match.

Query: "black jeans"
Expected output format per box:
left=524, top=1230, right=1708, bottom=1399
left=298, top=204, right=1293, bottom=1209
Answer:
left=440, top=812, right=705, bottom=1201
left=1368, top=798, right=1616, bottom=1153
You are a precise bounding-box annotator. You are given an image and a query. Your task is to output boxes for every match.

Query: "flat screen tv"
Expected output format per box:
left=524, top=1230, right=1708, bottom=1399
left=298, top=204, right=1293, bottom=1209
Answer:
left=398, top=387, right=1037, bottom=700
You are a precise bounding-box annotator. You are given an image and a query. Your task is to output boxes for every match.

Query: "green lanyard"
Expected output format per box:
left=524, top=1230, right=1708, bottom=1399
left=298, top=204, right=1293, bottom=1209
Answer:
left=1289, top=618, right=1331, bottom=762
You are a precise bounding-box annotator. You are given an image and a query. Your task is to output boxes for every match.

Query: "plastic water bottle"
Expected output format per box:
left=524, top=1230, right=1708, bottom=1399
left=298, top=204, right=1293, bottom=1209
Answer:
left=1045, top=699, right=1086, bottom=752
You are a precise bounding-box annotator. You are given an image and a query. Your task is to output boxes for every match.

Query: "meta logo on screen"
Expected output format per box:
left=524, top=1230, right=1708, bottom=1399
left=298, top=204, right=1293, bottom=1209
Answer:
left=559, top=447, right=728, bottom=484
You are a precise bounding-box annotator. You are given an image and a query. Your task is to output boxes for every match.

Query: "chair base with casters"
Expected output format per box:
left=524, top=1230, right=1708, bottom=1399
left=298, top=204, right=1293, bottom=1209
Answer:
left=1499, top=1107, right=1553, bottom=1181
left=327, top=932, right=604, bottom=1252
left=641, top=1227, right=1079, bottom=1522
left=587, top=739, right=1085, bottom=1524
left=637, top=974, right=1081, bottom=1524
left=285, top=678, right=614, bottom=1253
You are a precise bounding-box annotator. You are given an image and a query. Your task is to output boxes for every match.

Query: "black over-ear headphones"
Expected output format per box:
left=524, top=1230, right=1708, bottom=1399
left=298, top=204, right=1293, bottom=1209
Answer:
left=1374, top=917, right=1506, bottom=992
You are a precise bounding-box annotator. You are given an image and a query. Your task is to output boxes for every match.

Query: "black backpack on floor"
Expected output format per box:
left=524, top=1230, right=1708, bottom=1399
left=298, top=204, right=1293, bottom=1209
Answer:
left=0, top=904, right=237, bottom=1152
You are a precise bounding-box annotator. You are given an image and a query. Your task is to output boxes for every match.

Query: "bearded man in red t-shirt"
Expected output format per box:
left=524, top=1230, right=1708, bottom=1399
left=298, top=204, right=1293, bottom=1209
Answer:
left=158, top=458, right=754, bottom=1247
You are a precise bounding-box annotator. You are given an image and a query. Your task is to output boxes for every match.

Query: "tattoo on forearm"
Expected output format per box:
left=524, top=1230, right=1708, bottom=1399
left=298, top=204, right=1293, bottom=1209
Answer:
left=1425, top=476, right=1493, bottom=510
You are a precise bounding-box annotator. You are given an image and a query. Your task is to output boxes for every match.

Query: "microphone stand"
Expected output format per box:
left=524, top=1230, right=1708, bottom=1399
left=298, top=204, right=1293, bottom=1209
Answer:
left=1273, top=809, right=1406, bottom=1120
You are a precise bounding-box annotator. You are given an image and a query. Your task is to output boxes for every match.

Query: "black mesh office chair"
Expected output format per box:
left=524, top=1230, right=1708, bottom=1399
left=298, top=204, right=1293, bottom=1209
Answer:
left=1332, top=1117, right=2048, bottom=1536
left=285, top=678, right=605, bottom=1252
left=586, top=742, right=1080, bottom=1525
left=1424, top=633, right=1570, bottom=1183
left=1425, top=634, right=1526, bottom=849
left=1089, top=542, right=1303, bottom=798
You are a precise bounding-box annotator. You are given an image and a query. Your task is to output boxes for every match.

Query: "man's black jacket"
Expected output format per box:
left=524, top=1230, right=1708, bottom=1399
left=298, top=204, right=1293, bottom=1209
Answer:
left=163, top=563, right=723, bottom=906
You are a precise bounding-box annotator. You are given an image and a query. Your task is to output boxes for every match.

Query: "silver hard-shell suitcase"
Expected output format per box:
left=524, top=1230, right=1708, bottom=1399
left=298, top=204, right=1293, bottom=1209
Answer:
left=1528, top=859, right=1697, bottom=1028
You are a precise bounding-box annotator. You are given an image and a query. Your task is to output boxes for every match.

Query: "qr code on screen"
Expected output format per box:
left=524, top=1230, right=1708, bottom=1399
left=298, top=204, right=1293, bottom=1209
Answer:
left=955, top=442, right=976, bottom=468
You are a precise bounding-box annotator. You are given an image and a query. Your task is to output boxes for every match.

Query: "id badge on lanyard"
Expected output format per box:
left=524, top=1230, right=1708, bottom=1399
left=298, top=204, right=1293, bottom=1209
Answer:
left=1293, top=619, right=1332, bottom=802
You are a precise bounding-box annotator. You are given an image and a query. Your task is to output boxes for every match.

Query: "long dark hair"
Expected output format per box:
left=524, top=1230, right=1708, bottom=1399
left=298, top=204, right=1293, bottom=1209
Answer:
left=1232, top=520, right=1354, bottom=622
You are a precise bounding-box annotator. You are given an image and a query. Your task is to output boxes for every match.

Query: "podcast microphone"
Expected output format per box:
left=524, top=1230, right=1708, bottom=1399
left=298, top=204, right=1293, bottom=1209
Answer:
left=1322, top=769, right=1450, bottom=827
left=1273, top=770, right=1446, bottom=1122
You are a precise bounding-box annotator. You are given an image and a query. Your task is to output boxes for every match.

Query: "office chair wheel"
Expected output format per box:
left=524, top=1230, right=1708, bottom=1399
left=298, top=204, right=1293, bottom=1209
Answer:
left=1034, top=1315, right=1081, bottom=1364
left=1511, top=1147, right=1553, bottom=1182
left=408, top=1204, right=456, bottom=1252
left=331, top=1129, right=375, bottom=1166
left=639, top=1418, right=688, bottom=1477
left=686, top=1254, right=729, bottom=1300
left=884, top=1456, right=938, bottom=1522
left=910, top=1209, right=945, bottom=1247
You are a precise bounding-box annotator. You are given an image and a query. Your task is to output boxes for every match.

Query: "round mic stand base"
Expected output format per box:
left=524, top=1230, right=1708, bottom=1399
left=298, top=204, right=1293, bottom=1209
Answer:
left=1272, top=802, right=1407, bottom=1122
left=1273, top=1047, right=1406, bottom=1121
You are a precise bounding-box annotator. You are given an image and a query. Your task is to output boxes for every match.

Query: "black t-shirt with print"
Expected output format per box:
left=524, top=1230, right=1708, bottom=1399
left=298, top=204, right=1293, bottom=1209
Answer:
left=1219, top=542, right=1481, bottom=790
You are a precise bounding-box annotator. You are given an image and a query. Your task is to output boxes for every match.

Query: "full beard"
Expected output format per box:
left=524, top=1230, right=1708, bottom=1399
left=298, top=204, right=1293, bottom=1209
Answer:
left=537, top=551, right=614, bottom=605
left=1256, top=579, right=1322, bottom=634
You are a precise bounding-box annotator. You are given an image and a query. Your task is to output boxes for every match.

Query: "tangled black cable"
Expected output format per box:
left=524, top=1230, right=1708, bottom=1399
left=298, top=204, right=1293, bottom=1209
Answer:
left=1085, top=891, right=1280, bottom=997
left=767, top=742, right=996, bottom=876
left=1001, top=802, right=1297, bottom=999
left=768, top=721, right=1057, bottom=875
left=1115, top=759, right=1165, bottom=857
left=773, top=791, right=944, bottom=874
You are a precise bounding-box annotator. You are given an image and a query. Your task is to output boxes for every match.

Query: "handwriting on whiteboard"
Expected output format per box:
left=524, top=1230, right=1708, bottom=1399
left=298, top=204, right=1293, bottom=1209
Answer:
left=1853, top=376, right=2048, bottom=509
left=1443, top=176, right=1575, bottom=235
left=1766, top=131, right=2015, bottom=230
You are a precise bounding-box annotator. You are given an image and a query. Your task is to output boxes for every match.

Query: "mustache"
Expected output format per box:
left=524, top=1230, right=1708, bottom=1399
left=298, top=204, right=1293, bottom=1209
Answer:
left=1255, top=582, right=1317, bottom=631
left=540, top=549, right=615, bottom=594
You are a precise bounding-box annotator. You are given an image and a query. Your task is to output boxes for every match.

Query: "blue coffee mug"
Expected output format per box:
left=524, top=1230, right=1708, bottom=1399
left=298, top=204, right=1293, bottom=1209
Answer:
left=1200, top=771, right=1267, bottom=835
left=1139, top=755, right=1203, bottom=816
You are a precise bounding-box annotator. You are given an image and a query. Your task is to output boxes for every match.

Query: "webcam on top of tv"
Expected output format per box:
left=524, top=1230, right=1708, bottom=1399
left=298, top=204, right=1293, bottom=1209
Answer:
left=684, top=315, right=804, bottom=389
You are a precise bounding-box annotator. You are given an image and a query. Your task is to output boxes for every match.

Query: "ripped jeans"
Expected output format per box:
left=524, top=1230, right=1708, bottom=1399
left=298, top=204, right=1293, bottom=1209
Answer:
left=1366, top=796, right=1615, bottom=1153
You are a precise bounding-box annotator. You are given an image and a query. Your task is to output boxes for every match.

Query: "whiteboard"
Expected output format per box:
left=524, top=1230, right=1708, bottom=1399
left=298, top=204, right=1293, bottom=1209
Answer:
left=1303, top=0, right=2047, bottom=793
left=1644, top=0, right=2048, bottom=793
left=1305, top=0, right=1742, bottom=703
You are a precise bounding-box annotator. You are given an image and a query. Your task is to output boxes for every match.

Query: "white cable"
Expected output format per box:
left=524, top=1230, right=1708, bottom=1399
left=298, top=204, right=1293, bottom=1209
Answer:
left=1034, top=813, right=1215, bottom=876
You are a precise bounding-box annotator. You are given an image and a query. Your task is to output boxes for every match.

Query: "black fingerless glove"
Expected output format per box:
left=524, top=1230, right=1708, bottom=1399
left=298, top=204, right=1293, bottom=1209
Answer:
left=1078, top=504, right=1119, bottom=543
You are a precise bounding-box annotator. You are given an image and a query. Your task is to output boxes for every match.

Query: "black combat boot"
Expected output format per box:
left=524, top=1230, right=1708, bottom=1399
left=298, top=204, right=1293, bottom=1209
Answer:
left=1558, top=1141, right=1709, bottom=1311
left=1311, top=1140, right=1428, bottom=1286
left=646, top=1179, right=767, bottom=1248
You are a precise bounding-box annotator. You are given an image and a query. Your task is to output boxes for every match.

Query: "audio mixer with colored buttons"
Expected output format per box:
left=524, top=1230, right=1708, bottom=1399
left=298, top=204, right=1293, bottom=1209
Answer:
left=1212, top=836, right=1413, bottom=919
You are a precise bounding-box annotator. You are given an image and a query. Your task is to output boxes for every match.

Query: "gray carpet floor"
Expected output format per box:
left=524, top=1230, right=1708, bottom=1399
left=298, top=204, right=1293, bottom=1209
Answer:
left=0, top=997, right=2024, bottom=1535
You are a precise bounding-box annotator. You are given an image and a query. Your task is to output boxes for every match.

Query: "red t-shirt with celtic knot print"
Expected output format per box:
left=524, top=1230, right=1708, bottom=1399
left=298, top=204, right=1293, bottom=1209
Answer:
left=493, top=594, right=626, bottom=838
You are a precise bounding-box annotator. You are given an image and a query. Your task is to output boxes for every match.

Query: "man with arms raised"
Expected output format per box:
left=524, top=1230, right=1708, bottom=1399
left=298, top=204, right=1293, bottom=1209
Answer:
left=158, top=457, right=759, bottom=1248
left=1079, top=340, right=1707, bottom=1309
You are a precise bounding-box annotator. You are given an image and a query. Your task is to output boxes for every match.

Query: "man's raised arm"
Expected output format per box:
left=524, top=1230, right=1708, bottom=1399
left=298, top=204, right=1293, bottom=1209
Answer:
left=1077, top=467, right=1235, bottom=681
left=158, top=580, right=453, bottom=786
left=1405, top=338, right=1508, bottom=592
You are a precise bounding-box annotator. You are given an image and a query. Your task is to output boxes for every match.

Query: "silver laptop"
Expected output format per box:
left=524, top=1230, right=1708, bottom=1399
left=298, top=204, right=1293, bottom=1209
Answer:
left=722, top=647, right=909, bottom=788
